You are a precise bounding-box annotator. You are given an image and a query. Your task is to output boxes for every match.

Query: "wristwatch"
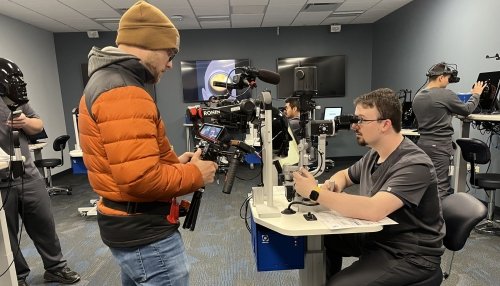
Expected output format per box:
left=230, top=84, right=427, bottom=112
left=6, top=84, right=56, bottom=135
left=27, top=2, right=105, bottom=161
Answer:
left=309, top=186, right=321, bottom=201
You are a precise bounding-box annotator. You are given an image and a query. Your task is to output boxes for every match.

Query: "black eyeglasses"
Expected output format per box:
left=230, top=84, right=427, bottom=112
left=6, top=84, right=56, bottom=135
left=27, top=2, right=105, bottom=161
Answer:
left=168, top=53, right=176, bottom=63
left=354, top=118, right=387, bottom=125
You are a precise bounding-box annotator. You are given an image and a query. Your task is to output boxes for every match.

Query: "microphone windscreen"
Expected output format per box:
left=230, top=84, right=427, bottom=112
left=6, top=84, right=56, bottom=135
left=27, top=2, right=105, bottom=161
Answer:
left=258, top=69, right=281, bottom=85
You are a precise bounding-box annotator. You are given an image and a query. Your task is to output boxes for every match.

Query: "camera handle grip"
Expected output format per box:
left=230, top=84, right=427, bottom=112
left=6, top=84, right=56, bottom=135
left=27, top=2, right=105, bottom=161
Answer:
left=222, top=151, right=240, bottom=194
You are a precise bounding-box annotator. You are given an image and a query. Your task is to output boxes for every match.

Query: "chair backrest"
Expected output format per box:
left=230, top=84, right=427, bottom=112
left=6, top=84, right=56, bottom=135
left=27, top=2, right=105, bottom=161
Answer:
left=53, top=135, right=70, bottom=166
left=53, top=135, right=70, bottom=152
left=456, top=138, right=490, bottom=164
left=456, top=138, right=490, bottom=185
left=442, top=192, right=487, bottom=251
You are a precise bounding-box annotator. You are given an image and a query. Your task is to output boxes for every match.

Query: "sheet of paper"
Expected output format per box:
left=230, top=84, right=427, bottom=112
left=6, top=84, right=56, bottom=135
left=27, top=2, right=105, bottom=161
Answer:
left=315, top=211, right=397, bottom=230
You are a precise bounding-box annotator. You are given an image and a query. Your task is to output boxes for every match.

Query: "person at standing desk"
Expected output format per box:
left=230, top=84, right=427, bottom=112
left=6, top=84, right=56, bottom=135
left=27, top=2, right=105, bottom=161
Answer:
left=0, top=58, right=80, bottom=286
left=413, top=62, right=486, bottom=199
left=293, top=88, right=445, bottom=285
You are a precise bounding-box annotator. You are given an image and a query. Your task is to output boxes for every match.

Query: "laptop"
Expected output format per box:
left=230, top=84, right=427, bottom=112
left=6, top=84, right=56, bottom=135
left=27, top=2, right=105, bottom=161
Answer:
left=473, top=71, right=500, bottom=114
left=323, top=107, right=343, bottom=120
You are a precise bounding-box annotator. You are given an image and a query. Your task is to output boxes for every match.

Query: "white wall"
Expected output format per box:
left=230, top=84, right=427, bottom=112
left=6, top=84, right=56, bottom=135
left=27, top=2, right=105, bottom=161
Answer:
left=0, top=14, right=69, bottom=173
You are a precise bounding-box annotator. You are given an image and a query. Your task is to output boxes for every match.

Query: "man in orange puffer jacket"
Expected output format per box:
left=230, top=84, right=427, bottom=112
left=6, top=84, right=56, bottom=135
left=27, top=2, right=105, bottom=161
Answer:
left=78, top=1, right=218, bottom=285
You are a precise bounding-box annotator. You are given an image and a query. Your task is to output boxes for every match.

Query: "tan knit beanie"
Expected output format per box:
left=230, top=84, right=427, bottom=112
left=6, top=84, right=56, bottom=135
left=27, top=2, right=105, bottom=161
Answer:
left=116, top=1, right=180, bottom=52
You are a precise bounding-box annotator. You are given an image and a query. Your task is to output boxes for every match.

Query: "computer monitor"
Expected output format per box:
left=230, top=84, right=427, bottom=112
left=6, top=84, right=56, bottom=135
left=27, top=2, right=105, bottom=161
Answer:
left=26, top=129, right=48, bottom=144
left=474, top=71, right=500, bottom=113
left=323, top=107, right=343, bottom=120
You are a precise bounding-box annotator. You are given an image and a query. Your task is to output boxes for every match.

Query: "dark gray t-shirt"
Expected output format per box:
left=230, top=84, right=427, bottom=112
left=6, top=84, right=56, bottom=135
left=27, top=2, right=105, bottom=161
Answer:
left=0, top=101, right=43, bottom=186
left=348, top=138, right=445, bottom=262
left=413, top=87, right=479, bottom=143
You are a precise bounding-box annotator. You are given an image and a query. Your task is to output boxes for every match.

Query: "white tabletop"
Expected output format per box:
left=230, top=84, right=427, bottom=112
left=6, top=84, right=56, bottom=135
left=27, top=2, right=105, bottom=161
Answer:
left=28, top=141, right=48, bottom=151
left=69, top=149, right=83, bottom=157
left=401, top=129, right=420, bottom=136
left=250, top=188, right=383, bottom=236
left=466, top=113, right=500, bottom=121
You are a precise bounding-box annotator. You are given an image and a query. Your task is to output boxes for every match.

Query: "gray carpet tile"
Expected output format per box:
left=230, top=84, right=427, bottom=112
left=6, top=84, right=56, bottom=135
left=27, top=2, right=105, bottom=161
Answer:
left=12, top=162, right=500, bottom=286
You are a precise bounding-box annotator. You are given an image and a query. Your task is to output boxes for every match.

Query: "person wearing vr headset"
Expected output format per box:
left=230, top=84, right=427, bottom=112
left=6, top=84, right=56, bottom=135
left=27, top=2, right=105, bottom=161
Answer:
left=78, top=1, right=217, bottom=285
left=293, top=88, right=444, bottom=285
left=0, top=58, right=80, bottom=285
left=413, top=62, right=486, bottom=199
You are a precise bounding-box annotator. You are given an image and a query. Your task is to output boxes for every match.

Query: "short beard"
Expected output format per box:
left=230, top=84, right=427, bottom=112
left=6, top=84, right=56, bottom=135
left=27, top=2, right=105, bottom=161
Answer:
left=141, top=57, right=161, bottom=84
left=356, top=136, right=367, bottom=146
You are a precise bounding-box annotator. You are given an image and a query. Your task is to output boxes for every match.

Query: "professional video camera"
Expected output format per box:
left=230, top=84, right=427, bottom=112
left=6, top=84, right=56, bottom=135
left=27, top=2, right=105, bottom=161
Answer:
left=212, top=66, right=281, bottom=91
left=185, top=66, right=291, bottom=190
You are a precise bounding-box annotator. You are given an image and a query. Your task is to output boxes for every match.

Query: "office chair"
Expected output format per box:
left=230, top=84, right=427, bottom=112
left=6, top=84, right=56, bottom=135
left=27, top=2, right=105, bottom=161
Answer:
left=34, top=135, right=72, bottom=196
left=411, top=192, right=487, bottom=285
left=456, top=138, right=500, bottom=235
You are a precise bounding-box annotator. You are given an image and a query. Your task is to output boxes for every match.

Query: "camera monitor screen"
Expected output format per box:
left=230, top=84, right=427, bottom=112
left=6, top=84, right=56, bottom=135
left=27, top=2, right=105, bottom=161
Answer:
left=198, top=124, right=224, bottom=142
left=475, top=71, right=500, bottom=113
left=277, top=55, right=346, bottom=99
left=323, top=107, right=343, bottom=120
left=181, top=59, right=251, bottom=103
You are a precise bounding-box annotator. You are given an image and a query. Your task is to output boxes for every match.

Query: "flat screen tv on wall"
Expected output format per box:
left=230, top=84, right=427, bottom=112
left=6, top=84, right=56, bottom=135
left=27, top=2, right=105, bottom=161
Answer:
left=181, top=59, right=251, bottom=103
left=277, top=55, right=346, bottom=99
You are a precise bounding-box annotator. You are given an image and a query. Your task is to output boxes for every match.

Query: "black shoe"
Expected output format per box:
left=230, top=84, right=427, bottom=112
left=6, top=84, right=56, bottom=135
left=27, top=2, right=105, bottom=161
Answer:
left=18, top=278, right=29, bottom=286
left=43, top=266, right=80, bottom=284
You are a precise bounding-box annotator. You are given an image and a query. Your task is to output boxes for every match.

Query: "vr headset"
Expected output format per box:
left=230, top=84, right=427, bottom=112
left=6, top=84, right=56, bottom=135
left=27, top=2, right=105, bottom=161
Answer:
left=426, top=62, right=460, bottom=83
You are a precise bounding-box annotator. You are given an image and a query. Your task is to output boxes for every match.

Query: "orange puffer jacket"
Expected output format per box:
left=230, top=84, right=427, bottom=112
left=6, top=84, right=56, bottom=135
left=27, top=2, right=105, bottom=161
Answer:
left=79, top=54, right=203, bottom=216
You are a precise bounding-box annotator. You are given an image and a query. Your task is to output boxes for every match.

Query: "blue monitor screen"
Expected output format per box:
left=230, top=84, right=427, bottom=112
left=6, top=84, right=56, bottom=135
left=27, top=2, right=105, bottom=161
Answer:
left=181, top=59, right=251, bottom=102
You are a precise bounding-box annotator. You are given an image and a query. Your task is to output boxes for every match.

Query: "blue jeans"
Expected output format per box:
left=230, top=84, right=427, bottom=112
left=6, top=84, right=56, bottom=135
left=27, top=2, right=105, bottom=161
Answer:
left=109, top=231, right=189, bottom=286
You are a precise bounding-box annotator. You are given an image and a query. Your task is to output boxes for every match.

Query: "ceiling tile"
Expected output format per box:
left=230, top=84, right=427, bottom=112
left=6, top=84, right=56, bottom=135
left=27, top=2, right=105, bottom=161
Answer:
left=322, top=15, right=357, bottom=25
left=192, top=4, right=230, bottom=15
left=230, top=0, right=269, bottom=5
left=231, top=13, right=264, bottom=28
left=336, top=0, right=379, bottom=11
left=292, top=11, right=331, bottom=26
left=199, top=20, right=231, bottom=29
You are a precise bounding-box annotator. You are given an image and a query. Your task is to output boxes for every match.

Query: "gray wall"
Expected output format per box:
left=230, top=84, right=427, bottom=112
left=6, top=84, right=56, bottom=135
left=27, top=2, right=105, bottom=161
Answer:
left=0, top=14, right=70, bottom=174
left=54, top=25, right=374, bottom=158
left=372, top=0, right=500, bottom=206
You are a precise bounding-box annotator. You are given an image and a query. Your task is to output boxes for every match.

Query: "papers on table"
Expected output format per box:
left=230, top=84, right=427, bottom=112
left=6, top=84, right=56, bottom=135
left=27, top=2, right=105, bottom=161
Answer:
left=315, top=211, right=397, bottom=230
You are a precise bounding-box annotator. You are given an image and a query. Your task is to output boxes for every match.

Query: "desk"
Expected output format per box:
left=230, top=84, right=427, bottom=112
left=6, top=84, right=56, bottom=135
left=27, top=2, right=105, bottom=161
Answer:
left=28, top=141, right=48, bottom=161
left=250, top=188, right=383, bottom=286
left=29, top=141, right=48, bottom=177
left=401, top=129, right=420, bottom=137
left=454, top=114, right=500, bottom=193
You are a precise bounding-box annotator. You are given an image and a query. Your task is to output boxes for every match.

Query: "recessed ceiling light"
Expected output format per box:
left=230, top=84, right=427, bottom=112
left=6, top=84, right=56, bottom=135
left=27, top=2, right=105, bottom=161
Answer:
left=331, top=11, right=364, bottom=16
left=197, top=15, right=230, bottom=21
left=171, top=15, right=184, bottom=21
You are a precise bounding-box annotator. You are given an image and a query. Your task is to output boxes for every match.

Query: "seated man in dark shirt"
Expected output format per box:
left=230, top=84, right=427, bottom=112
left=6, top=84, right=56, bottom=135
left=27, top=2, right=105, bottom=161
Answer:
left=293, top=88, right=445, bottom=285
left=284, top=97, right=301, bottom=141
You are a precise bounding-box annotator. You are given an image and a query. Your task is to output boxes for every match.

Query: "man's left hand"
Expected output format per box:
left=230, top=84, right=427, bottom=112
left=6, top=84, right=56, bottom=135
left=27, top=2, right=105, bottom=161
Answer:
left=5, top=112, right=28, bottom=129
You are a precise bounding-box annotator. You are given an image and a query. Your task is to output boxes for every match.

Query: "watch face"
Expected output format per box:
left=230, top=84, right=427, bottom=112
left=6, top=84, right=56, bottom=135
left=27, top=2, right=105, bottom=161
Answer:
left=309, top=190, right=319, bottom=201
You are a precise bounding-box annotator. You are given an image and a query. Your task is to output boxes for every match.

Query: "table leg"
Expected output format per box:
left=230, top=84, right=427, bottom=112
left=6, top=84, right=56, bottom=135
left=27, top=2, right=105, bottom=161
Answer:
left=299, top=235, right=326, bottom=286
left=454, top=120, right=471, bottom=193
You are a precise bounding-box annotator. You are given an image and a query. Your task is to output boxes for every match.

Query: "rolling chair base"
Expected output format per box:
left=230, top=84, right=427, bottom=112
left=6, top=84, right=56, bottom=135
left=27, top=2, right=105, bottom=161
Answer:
left=474, top=219, right=500, bottom=235
left=48, top=186, right=72, bottom=196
